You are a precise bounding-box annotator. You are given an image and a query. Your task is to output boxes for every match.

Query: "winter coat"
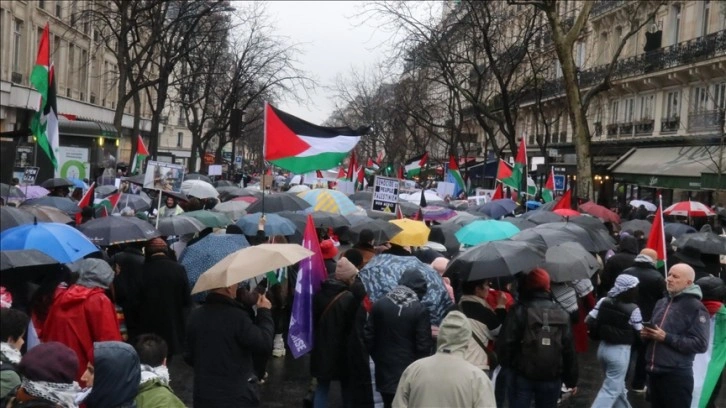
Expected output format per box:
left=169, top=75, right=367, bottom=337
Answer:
left=138, top=254, right=191, bottom=357
left=347, top=279, right=376, bottom=408
left=324, top=259, right=337, bottom=279
left=185, top=292, right=274, bottom=407
left=382, top=244, right=413, bottom=257
left=41, top=285, right=121, bottom=383
left=135, top=378, right=185, bottom=408
left=601, top=236, right=639, bottom=294
left=0, top=345, right=21, bottom=400
left=458, top=295, right=506, bottom=370
left=621, top=261, right=666, bottom=321
left=352, top=243, right=377, bottom=268
left=110, top=247, right=145, bottom=341
left=364, top=270, right=433, bottom=395
left=311, top=279, right=357, bottom=381
left=646, top=284, right=710, bottom=375
left=85, top=342, right=140, bottom=408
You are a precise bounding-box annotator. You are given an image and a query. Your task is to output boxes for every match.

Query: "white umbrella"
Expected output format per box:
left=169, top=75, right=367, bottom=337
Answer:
left=182, top=179, right=219, bottom=199
left=629, top=200, right=656, bottom=212
left=212, top=200, right=249, bottom=221
left=288, top=184, right=311, bottom=194
left=400, top=190, right=444, bottom=204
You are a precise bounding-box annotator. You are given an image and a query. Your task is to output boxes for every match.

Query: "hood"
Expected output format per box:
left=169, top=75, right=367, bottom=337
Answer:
left=619, top=235, right=639, bottom=255
left=85, top=341, right=140, bottom=408
left=398, top=268, right=427, bottom=300
left=672, top=283, right=703, bottom=300
left=73, top=259, right=115, bottom=290
left=57, top=285, right=105, bottom=310
left=436, top=311, right=471, bottom=356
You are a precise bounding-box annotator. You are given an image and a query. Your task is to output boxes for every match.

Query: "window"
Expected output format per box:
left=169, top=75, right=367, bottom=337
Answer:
left=81, top=49, right=88, bottom=96
left=13, top=19, right=23, bottom=73
left=554, top=59, right=562, bottom=78
left=177, top=132, right=184, bottom=147
left=576, top=41, right=585, bottom=68
left=670, top=4, right=681, bottom=45
left=599, top=32, right=609, bottom=65
left=39, top=0, right=45, bottom=9
left=68, top=45, right=75, bottom=90
left=639, top=95, right=654, bottom=119
left=177, top=114, right=186, bottom=127
left=715, top=83, right=726, bottom=110
left=624, top=98, right=635, bottom=122
left=56, top=2, right=62, bottom=18
left=610, top=100, right=620, bottom=122
left=692, top=86, right=709, bottom=112
left=664, top=91, right=680, bottom=118
left=700, top=1, right=710, bottom=37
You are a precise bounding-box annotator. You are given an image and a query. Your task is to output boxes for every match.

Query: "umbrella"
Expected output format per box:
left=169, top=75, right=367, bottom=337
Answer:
left=664, top=222, right=697, bottom=238
left=535, top=222, right=615, bottom=252
left=96, top=185, right=118, bottom=197
left=181, top=180, right=219, bottom=199
left=230, top=196, right=258, bottom=204
left=400, top=190, right=444, bottom=204
left=19, top=205, right=73, bottom=224
left=1, top=207, right=35, bottom=231
left=122, top=174, right=146, bottom=186
left=470, top=199, right=518, bottom=219
left=236, top=213, right=297, bottom=236
left=553, top=208, right=581, bottom=218
left=455, top=220, right=520, bottom=246
left=0, top=184, right=25, bottom=200
left=21, top=197, right=80, bottom=214
left=673, top=232, right=726, bottom=255
left=185, top=173, right=212, bottom=183
left=0, top=249, right=59, bottom=271
left=40, top=178, right=74, bottom=189
left=191, top=244, right=313, bottom=294
left=157, top=215, right=206, bottom=236
left=348, top=219, right=403, bottom=243
left=621, top=219, right=652, bottom=236
left=365, top=208, right=397, bottom=220
left=18, top=185, right=50, bottom=199
left=278, top=211, right=351, bottom=232
left=420, top=205, right=456, bottom=222
left=344, top=213, right=374, bottom=227
left=525, top=200, right=542, bottom=210
left=0, top=222, right=99, bottom=263
left=429, top=224, right=461, bottom=256
left=512, top=228, right=578, bottom=250
left=348, top=191, right=373, bottom=202
left=630, top=200, right=657, bottom=212
left=183, top=210, right=232, bottom=228
left=117, top=193, right=152, bottom=212
left=0, top=249, right=64, bottom=285
left=578, top=202, right=621, bottom=223
left=540, top=198, right=560, bottom=211
left=500, top=217, right=537, bottom=230
left=214, top=180, right=236, bottom=187
left=78, top=216, right=160, bottom=246
left=543, top=242, right=599, bottom=282
left=67, top=178, right=88, bottom=190
left=522, top=210, right=565, bottom=224
left=297, top=189, right=358, bottom=215
left=359, top=254, right=454, bottom=325
left=218, top=187, right=260, bottom=200
left=441, top=211, right=486, bottom=228
left=212, top=201, right=249, bottom=221
left=287, top=184, right=310, bottom=194
left=446, top=240, right=544, bottom=281
left=568, top=215, right=611, bottom=236
left=180, top=233, right=250, bottom=289
left=664, top=201, right=715, bottom=217
left=246, top=193, right=311, bottom=213
left=388, top=219, right=430, bottom=247
left=446, top=200, right=470, bottom=210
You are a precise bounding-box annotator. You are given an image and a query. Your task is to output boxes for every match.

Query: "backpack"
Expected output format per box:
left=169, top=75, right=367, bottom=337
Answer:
left=518, top=305, right=569, bottom=381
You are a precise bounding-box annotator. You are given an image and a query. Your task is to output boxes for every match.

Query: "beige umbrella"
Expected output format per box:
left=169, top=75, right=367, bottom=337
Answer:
left=20, top=205, right=73, bottom=224
left=191, top=243, right=314, bottom=294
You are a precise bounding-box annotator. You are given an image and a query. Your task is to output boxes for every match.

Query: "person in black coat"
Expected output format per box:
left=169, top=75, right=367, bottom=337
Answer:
left=185, top=284, right=273, bottom=408
left=137, top=238, right=191, bottom=360
left=109, top=243, right=145, bottom=342
left=601, top=235, right=640, bottom=296
left=364, top=269, right=433, bottom=408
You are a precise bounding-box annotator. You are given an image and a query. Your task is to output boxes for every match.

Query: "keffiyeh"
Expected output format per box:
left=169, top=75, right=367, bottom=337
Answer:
left=0, top=342, right=21, bottom=364
left=21, top=378, right=81, bottom=408
left=139, top=364, right=171, bottom=386
left=607, top=274, right=639, bottom=298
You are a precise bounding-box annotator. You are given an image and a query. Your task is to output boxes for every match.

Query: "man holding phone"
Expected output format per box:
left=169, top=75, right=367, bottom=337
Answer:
left=641, top=263, right=709, bottom=408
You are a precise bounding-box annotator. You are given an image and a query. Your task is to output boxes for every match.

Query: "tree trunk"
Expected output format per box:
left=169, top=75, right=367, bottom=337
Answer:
left=149, top=70, right=170, bottom=160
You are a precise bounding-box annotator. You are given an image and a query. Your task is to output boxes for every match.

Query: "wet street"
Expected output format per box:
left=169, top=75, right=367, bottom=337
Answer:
left=168, top=338, right=726, bottom=407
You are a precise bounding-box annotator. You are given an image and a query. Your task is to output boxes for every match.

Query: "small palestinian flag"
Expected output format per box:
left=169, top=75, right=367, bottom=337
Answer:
left=96, top=191, right=121, bottom=217
left=404, top=152, right=428, bottom=178
left=543, top=167, right=555, bottom=202
left=447, top=155, right=465, bottom=196
left=75, top=182, right=96, bottom=225
left=131, top=135, right=149, bottom=175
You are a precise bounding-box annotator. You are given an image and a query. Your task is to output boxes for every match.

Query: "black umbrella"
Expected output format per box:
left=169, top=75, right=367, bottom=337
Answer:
left=158, top=189, right=189, bottom=202
left=185, top=173, right=212, bottom=183
left=21, top=197, right=80, bottom=215
left=348, top=191, right=373, bottom=202
left=40, top=178, right=74, bottom=189
left=1, top=207, right=35, bottom=231
left=96, top=185, right=118, bottom=197
left=157, top=215, right=206, bottom=236
left=543, top=242, right=599, bottom=282
left=470, top=199, right=518, bottom=219
left=446, top=240, right=544, bottom=281
left=674, top=232, right=726, bottom=255
left=348, top=218, right=403, bottom=243
left=366, top=209, right=396, bottom=220
left=664, top=222, right=697, bottom=238
left=79, top=216, right=160, bottom=246
left=535, top=222, right=615, bottom=252
left=429, top=224, right=461, bottom=257
left=0, top=183, right=25, bottom=200
left=522, top=210, right=565, bottom=225
left=246, top=193, right=311, bottom=213
left=0, top=249, right=63, bottom=286
left=18, top=205, right=73, bottom=223
left=217, top=186, right=261, bottom=199
left=117, top=193, right=152, bottom=212
left=540, top=198, right=560, bottom=211
left=621, top=219, right=652, bottom=236
left=511, top=228, right=577, bottom=250
left=500, top=217, right=537, bottom=230
left=0, top=249, right=58, bottom=271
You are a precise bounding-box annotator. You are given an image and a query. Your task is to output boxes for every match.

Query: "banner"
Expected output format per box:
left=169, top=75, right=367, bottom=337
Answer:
left=55, top=146, right=90, bottom=180
left=143, top=160, right=185, bottom=192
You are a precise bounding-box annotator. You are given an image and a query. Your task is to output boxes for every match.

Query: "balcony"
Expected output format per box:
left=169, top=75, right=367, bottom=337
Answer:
left=661, top=117, right=680, bottom=133
left=593, top=122, right=603, bottom=137
left=634, top=119, right=654, bottom=135
left=688, top=110, right=722, bottom=132
left=591, top=1, right=627, bottom=18
left=11, top=72, right=22, bottom=84
left=618, top=122, right=633, bottom=135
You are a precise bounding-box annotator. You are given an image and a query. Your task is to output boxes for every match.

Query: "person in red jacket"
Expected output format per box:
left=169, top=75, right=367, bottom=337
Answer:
left=41, top=258, right=121, bottom=385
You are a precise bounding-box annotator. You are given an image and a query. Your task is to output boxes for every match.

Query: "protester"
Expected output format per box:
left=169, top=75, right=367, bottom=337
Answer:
left=431, top=257, right=455, bottom=302
left=137, top=238, right=191, bottom=361
left=691, top=276, right=726, bottom=408
left=158, top=196, right=184, bottom=218
left=79, top=341, right=140, bottom=408
left=267, top=235, right=292, bottom=359
left=109, top=242, right=145, bottom=343
left=134, top=334, right=185, bottom=408
left=497, top=268, right=578, bottom=408
left=9, top=342, right=81, bottom=408
left=185, top=282, right=273, bottom=407
left=641, top=263, right=709, bottom=408
left=586, top=274, right=643, bottom=407
left=311, top=257, right=359, bottom=408
left=42, top=259, right=121, bottom=384
left=352, top=229, right=377, bottom=268
left=364, top=269, right=433, bottom=408
left=0, top=308, right=28, bottom=401
left=458, top=279, right=507, bottom=372
left=320, top=239, right=338, bottom=278
left=601, top=235, right=640, bottom=295
left=392, top=311, right=496, bottom=407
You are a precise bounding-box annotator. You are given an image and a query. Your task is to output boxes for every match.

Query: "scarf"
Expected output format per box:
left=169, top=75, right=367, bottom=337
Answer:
left=386, top=285, right=419, bottom=316
left=139, top=364, right=171, bottom=386
left=703, top=300, right=723, bottom=316
left=0, top=342, right=21, bottom=364
left=20, top=378, right=81, bottom=408
left=459, top=294, right=493, bottom=311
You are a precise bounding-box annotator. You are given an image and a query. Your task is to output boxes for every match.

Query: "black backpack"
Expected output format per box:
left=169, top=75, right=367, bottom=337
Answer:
left=518, top=306, right=569, bottom=381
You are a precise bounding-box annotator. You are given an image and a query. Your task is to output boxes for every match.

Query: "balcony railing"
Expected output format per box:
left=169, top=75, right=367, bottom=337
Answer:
left=591, top=0, right=627, bottom=18
left=634, top=119, right=654, bottom=135
left=11, top=72, right=22, bottom=84
left=661, top=117, right=680, bottom=133
left=688, top=110, right=722, bottom=132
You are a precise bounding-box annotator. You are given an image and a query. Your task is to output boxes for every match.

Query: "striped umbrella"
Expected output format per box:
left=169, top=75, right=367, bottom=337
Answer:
left=664, top=201, right=715, bottom=217
left=297, top=189, right=358, bottom=215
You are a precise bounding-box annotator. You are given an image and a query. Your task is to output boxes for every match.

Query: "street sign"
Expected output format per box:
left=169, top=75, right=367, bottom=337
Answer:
left=554, top=175, right=565, bottom=191
left=22, top=166, right=40, bottom=185
left=234, top=156, right=243, bottom=169
left=371, top=176, right=400, bottom=213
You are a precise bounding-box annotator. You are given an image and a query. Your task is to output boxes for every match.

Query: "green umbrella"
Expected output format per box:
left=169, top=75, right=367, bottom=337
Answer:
left=454, top=220, right=520, bottom=246
left=183, top=210, right=232, bottom=228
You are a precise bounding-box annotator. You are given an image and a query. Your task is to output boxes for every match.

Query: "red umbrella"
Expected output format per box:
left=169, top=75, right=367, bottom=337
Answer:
left=664, top=200, right=715, bottom=217
left=578, top=201, right=621, bottom=224
left=231, top=196, right=258, bottom=204
left=553, top=208, right=581, bottom=218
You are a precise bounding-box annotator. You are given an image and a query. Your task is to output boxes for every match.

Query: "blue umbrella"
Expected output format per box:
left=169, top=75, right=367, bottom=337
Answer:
left=236, top=213, right=296, bottom=236
left=526, top=200, right=542, bottom=210
left=470, top=199, right=518, bottom=219
left=0, top=222, right=99, bottom=263
left=179, top=233, right=250, bottom=290
left=358, top=254, right=454, bottom=325
left=67, top=177, right=89, bottom=190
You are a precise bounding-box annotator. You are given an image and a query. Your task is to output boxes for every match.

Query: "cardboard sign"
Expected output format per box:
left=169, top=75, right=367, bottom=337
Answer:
left=262, top=174, right=274, bottom=189
left=371, top=176, right=400, bottom=213
left=22, top=167, right=40, bottom=185
left=143, top=160, right=185, bottom=192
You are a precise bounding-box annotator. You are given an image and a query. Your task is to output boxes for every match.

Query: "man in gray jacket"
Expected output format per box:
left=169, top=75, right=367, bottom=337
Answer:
left=641, top=263, right=709, bottom=408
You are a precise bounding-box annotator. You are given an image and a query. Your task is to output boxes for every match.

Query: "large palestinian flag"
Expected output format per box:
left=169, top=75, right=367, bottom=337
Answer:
left=404, top=152, right=428, bottom=178
left=264, top=103, right=368, bottom=174
left=30, top=24, right=59, bottom=169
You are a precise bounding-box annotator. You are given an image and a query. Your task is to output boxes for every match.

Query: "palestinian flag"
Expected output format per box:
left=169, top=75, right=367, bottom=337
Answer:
left=553, top=189, right=572, bottom=211
left=497, top=160, right=518, bottom=190
left=404, top=152, right=428, bottom=178
left=30, top=24, right=59, bottom=170
left=542, top=167, right=555, bottom=202
left=264, top=103, right=367, bottom=174
left=492, top=183, right=504, bottom=200
left=526, top=176, right=537, bottom=196
left=96, top=191, right=121, bottom=217
left=646, top=198, right=667, bottom=270
left=447, top=155, right=465, bottom=196
left=131, top=135, right=150, bottom=174
left=501, top=139, right=527, bottom=192
left=365, top=157, right=379, bottom=175
left=75, top=182, right=96, bottom=225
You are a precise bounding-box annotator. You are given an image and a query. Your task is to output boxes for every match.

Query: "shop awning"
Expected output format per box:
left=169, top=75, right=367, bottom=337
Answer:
left=608, top=146, right=725, bottom=190
left=58, top=118, right=119, bottom=139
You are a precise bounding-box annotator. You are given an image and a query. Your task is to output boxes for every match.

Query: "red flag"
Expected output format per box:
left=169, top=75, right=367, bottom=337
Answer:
left=492, top=183, right=504, bottom=200
left=367, top=158, right=374, bottom=168
left=552, top=189, right=572, bottom=211
left=75, top=182, right=96, bottom=225
left=376, top=150, right=385, bottom=164
left=265, top=167, right=272, bottom=176
left=646, top=197, right=667, bottom=270
left=545, top=167, right=555, bottom=190
left=336, top=166, right=346, bottom=179
left=496, top=159, right=513, bottom=180
left=515, top=138, right=527, bottom=166
left=97, top=191, right=121, bottom=217
left=397, top=165, right=404, bottom=180
left=346, top=151, right=357, bottom=182
left=355, top=165, right=365, bottom=190
left=137, top=134, right=149, bottom=156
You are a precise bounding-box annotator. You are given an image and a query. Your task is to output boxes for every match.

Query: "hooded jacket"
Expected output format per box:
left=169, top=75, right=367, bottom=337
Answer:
left=135, top=365, right=185, bottom=408
left=364, top=270, right=433, bottom=395
left=392, top=311, right=496, bottom=408
left=646, top=284, right=710, bottom=375
left=601, top=236, right=640, bottom=295
left=621, top=259, right=665, bottom=321
left=85, top=342, right=141, bottom=408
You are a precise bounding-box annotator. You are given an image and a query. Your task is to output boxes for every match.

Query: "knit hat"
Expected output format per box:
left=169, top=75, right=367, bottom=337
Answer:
left=18, top=342, right=79, bottom=384
left=524, top=268, right=551, bottom=292
left=608, top=274, right=639, bottom=298
left=145, top=237, right=168, bottom=255
left=430, top=257, right=449, bottom=276
left=320, top=239, right=338, bottom=260
left=335, top=257, right=358, bottom=283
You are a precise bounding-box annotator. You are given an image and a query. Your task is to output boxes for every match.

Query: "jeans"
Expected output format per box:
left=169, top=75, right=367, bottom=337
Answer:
left=508, top=372, right=561, bottom=408
left=648, top=372, right=693, bottom=408
left=593, top=342, right=632, bottom=408
left=314, top=379, right=351, bottom=408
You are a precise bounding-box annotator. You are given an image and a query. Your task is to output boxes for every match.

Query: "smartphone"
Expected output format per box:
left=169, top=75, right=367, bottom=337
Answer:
left=643, top=322, right=657, bottom=330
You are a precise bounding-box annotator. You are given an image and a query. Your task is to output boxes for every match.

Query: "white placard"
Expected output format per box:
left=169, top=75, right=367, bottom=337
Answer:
left=371, top=176, right=400, bottom=213
left=143, top=160, right=185, bottom=192
left=336, top=180, right=355, bottom=195
left=55, top=146, right=90, bottom=180
left=208, top=164, right=222, bottom=176
left=436, top=181, right=455, bottom=199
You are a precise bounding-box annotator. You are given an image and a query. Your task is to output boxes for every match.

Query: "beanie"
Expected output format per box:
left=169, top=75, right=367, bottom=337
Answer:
left=145, top=237, right=168, bottom=255
left=335, top=257, right=358, bottom=283
left=18, top=342, right=79, bottom=384
left=525, top=268, right=551, bottom=292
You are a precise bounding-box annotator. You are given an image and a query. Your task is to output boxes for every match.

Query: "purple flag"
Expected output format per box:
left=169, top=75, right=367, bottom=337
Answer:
left=287, top=214, right=326, bottom=359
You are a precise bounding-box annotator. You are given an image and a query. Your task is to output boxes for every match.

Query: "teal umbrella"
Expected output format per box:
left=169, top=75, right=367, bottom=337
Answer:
left=454, top=219, right=520, bottom=246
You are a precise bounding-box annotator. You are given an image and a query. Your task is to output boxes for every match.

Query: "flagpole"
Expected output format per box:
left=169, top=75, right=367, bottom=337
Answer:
left=155, top=189, right=163, bottom=229
left=659, top=194, right=668, bottom=277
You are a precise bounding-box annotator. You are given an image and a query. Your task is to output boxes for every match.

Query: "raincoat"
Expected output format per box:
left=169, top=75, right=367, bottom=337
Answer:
left=84, top=342, right=140, bottom=408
